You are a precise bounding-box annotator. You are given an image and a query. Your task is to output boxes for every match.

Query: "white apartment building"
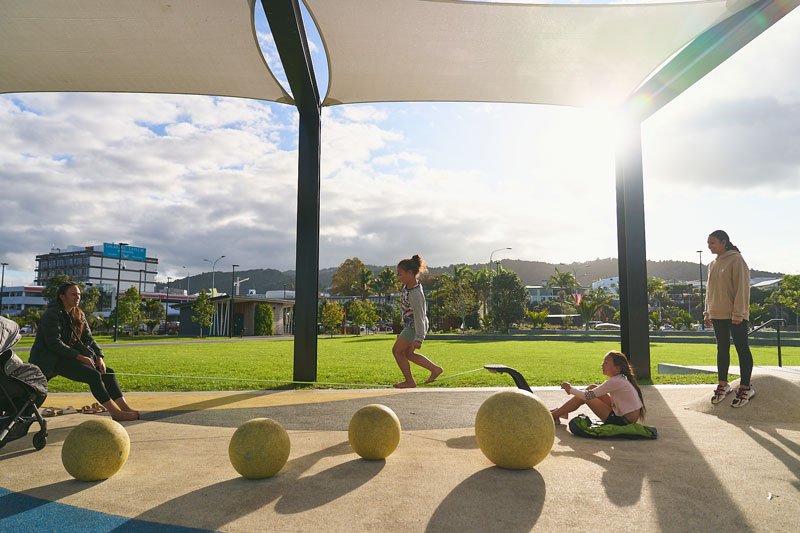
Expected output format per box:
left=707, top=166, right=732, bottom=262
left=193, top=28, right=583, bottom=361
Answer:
left=35, top=244, right=158, bottom=308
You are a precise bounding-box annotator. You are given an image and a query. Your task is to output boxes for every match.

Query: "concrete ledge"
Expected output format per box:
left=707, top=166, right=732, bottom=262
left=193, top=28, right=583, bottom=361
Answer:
left=658, top=363, right=717, bottom=375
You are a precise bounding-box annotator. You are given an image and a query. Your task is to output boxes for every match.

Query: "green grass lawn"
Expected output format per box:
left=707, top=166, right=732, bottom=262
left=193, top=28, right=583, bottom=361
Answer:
left=25, top=335, right=799, bottom=393
left=14, top=334, right=195, bottom=347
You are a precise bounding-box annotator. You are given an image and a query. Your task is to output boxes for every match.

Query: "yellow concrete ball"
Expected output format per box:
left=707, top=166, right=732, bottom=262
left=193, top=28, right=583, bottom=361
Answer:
left=475, top=389, right=555, bottom=469
left=348, top=404, right=401, bottom=460
left=228, top=418, right=290, bottom=479
left=61, top=418, right=130, bottom=481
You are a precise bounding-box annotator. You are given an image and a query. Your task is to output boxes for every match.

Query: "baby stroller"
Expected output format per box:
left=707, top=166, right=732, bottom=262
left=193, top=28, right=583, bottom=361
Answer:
left=0, top=317, right=48, bottom=450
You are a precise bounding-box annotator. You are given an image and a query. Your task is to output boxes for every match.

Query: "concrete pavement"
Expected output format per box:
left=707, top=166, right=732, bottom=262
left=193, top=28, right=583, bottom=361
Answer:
left=1, top=371, right=799, bottom=532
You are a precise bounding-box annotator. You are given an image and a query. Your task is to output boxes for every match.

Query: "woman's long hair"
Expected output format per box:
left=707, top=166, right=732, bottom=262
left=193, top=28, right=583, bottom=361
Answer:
left=607, top=350, right=646, bottom=419
left=397, top=254, right=427, bottom=276
left=709, top=230, right=740, bottom=252
left=56, top=281, right=86, bottom=345
left=68, top=307, right=87, bottom=346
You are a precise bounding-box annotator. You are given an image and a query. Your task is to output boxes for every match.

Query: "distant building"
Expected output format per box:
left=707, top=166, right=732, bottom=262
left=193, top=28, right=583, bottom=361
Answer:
left=175, top=294, right=293, bottom=337
left=35, top=244, right=158, bottom=308
left=526, top=285, right=560, bottom=304
left=591, top=277, right=619, bottom=295
left=0, top=285, right=45, bottom=317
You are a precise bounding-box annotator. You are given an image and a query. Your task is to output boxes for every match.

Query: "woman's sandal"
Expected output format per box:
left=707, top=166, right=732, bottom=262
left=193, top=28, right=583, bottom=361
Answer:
left=91, top=402, right=107, bottom=413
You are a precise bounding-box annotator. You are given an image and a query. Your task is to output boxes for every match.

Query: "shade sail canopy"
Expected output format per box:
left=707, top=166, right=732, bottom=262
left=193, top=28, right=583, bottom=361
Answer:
left=305, top=0, right=760, bottom=107
left=0, top=0, right=292, bottom=103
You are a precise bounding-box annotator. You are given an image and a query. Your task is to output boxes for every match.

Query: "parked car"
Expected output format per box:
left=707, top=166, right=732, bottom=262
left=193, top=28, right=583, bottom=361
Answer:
left=594, top=322, right=621, bottom=330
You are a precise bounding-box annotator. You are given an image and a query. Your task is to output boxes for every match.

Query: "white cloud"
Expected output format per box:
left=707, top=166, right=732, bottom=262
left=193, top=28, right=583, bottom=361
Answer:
left=1, top=9, right=799, bottom=284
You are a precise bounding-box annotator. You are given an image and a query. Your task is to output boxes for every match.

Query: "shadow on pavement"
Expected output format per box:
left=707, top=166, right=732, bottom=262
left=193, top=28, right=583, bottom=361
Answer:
left=115, top=441, right=359, bottom=531
left=426, top=467, right=545, bottom=533
left=0, top=480, right=93, bottom=520
left=554, top=387, right=751, bottom=528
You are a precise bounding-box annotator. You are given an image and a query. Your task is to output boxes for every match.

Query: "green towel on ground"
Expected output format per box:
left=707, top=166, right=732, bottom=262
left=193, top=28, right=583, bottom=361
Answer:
left=568, top=414, right=657, bottom=439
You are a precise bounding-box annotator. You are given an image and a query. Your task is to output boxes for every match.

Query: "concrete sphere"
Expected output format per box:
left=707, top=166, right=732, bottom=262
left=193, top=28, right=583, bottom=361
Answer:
left=228, top=418, right=290, bottom=479
left=348, top=404, right=401, bottom=460
left=61, top=419, right=130, bottom=481
left=475, top=389, right=555, bottom=469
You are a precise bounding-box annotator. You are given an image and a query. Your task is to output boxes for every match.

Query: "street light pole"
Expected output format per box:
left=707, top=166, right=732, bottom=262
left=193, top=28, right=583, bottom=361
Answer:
left=113, top=242, right=128, bottom=342
left=182, top=265, right=191, bottom=295
left=697, top=250, right=704, bottom=331
left=0, top=262, right=8, bottom=315
left=203, top=255, right=225, bottom=295
left=229, top=264, right=238, bottom=338
left=164, top=276, right=171, bottom=336
left=489, top=247, right=512, bottom=272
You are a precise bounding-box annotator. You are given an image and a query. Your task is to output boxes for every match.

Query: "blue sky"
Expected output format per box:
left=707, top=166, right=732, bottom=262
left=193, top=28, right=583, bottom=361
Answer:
left=1, top=3, right=799, bottom=288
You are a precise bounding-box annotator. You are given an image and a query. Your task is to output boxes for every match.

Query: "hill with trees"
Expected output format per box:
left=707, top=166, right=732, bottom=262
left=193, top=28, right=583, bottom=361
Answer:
left=161, top=258, right=782, bottom=294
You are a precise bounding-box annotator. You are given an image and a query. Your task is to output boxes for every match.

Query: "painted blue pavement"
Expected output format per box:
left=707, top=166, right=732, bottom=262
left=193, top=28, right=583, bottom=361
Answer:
left=0, top=487, right=210, bottom=532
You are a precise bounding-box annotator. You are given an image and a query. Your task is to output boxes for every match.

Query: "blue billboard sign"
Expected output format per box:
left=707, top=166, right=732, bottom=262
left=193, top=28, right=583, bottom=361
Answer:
left=103, top=243, right=146, bottom=261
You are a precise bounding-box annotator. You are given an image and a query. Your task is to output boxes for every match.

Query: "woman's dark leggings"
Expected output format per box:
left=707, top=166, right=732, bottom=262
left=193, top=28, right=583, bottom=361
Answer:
left=711, top=319, right=753, bottom=386
left=51, top=358, right=123, bottom=404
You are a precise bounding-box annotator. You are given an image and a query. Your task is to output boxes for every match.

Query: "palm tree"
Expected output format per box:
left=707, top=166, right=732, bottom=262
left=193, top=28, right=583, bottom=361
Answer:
left=357, top=266, right=375, bottom=300
left=547, top=268, right=578, bottom=296
left=577, top=288, right=614, bottom=330
left=373, top=267, right=399, bottom=319
left=471, top=266, right=493, bottom=324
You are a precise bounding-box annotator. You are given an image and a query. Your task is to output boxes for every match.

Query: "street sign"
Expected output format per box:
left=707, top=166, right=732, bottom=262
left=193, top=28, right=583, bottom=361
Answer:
left=103, top=243, right=146, bottom=261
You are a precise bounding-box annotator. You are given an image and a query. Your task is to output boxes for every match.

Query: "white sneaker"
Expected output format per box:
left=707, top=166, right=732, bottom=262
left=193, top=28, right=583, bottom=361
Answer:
left=711, top=383, right=731, bottom=405
left=731, top=387, right=755, bottom=408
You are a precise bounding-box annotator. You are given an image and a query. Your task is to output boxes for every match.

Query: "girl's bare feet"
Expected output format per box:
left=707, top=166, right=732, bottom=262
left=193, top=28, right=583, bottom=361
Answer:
left=393, top=380, right=417, bottom=389
left=550, top=408, right=567, bottom=424
left=424, top=366, right=443, bottom=384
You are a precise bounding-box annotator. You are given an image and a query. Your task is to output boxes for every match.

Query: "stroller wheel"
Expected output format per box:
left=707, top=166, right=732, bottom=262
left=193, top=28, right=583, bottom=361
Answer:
left=33, top=431, right=47, bottom=450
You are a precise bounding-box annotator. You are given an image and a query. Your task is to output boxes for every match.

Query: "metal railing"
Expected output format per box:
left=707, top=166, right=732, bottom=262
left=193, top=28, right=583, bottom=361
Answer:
left=749, top=318, right=786, bottom=367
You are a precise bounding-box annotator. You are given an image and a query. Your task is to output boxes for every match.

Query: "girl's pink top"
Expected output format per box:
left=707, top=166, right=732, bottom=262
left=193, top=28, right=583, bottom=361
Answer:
left=569, top=374, right=643, bottom=416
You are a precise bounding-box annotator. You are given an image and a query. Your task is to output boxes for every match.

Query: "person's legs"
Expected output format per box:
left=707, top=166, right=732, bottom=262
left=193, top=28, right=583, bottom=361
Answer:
left=102, top=367, right=139, bottom=415
left=405, top=346, right=443, bottom=383
left=730, top=321, right=754, bottom=387
left=55, top=358, right=112, bottom=404
left=712, top=319, right=732, bottom=383
left=730, top=320, right=755, bottom=407
left=392, top=336, right=416, bottom=388
left=54, top=360, right=137, bottom=421
left=551, top=394, right=613, bottom=422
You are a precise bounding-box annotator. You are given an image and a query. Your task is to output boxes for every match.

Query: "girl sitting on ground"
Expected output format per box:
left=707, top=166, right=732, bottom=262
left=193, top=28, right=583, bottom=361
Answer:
left=550, top=350, right=645, bottom=426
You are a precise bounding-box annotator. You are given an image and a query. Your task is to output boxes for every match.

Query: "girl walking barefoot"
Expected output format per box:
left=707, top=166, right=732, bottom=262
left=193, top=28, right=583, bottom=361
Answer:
left=392, top=254, right=443, bottom=388
left=550, top=351, right=645, bottom=426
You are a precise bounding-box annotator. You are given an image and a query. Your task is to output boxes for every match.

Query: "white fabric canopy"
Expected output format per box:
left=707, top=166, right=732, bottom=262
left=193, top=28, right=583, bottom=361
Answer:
left=305, top=0, right=759, bottom=108
left=0, top=0, right=292, bottom=104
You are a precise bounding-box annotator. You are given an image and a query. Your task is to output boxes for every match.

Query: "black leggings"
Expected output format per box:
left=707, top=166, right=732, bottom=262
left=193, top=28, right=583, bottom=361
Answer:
left=711, top=319, right=753, bottom=386
left=50, top=358, right=123, bottom=404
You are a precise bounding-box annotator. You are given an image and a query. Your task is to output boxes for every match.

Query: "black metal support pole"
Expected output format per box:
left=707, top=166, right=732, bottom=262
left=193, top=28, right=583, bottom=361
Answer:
left=626, top=0, right=800, bottom=121
left=777, top=320, right=782, bottom=367
left=292, top=110, right=321, bottom=381
left=615, top=120, right=651, bottom=379
left=113, top=242, right=127, bottom=342
left=264, top=0, right=322, bottom=382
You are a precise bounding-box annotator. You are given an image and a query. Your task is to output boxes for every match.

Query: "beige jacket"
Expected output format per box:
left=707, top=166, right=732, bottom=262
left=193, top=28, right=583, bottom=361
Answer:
left=704, top=250, right=750, bottom=322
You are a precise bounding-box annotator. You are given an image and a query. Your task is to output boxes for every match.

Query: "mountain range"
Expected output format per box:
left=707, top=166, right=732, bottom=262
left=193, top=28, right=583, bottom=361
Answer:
left=159, top=258, right=783, bottom=295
